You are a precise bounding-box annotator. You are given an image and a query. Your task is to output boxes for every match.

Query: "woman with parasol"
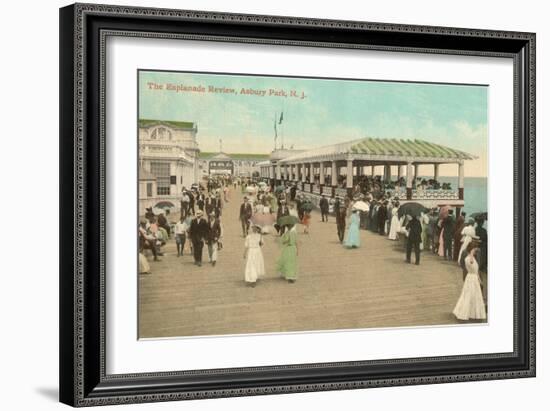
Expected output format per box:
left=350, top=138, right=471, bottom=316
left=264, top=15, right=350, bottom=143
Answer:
left=276, top=215, right=300, bottom=283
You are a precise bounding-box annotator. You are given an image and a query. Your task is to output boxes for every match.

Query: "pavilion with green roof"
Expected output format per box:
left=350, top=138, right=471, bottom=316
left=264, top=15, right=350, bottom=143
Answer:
left=258, top=137, right=476, bottom=204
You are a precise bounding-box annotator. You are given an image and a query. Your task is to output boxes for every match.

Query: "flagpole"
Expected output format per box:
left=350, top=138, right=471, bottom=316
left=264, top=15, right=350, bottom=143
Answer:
left=273, top=112, right=277, bottom=151
left=281, top=101, right=285, bottom=150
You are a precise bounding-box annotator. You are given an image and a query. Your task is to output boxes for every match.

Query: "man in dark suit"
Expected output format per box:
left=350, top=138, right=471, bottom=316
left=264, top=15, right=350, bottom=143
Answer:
left=188, top=210, right=209, bottom=266
left=276, top=199, right=290, bottom=236
left=333, top=196, right=341, bottom=218
left=475, top=218, right=488, bottom=271
left=206, top=212, right=222, bottom=266
left=319, top=195, right=329, bottom=222
left=188, top=190, right=196, bottom=215
left=196, top=191, right=205, bottom=212
left=296, top=196, right=304, bottom=221
left=377, top=200, right=388, bottom=235
left=239, top=197, right=253, bottom=237
left=405, top=215, right=422, bottom=265
left=214, top=194, right=223, bottom=218
left=290, top=184, right=297, bottom=201
left=442, top=209, right=456, bottom=261
left=336, top=205, right=347, bottom=243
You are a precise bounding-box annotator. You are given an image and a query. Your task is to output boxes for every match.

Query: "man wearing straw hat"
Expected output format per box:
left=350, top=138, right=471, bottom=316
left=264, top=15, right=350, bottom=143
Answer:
left=239, top=196, right=253, bottom=237
left=188, top=210, right=209, bottom=267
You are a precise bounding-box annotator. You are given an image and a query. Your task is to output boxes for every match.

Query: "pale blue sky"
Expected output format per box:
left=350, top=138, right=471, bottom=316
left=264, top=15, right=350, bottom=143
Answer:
left=139, top=70, right=488, bottom=176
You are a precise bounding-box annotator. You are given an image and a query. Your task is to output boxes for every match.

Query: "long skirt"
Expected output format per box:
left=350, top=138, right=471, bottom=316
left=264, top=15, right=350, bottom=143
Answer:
left=438, top=229, right=445, bottom=257
left=138, top=253, right=150, bottom=274
left=453, top=273, right=487, bottom=320
left=245, top=248, right=265, bottom=283
left=388, top=216, right=400, bottom=240
left=344, top=224, right=361, bottom=248
left=207, top=241, right=218, bottom=262
left=276, top=245, right=298, bottom=280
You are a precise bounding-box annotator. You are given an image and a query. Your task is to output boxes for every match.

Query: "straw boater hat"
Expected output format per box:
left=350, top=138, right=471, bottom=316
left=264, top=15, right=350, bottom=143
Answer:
left=196, top=210, right=203, bottom=217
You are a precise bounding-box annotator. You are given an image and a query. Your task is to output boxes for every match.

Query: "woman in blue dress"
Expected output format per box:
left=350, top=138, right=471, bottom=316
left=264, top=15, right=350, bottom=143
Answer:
left=344, top=209, right=361, bottom=248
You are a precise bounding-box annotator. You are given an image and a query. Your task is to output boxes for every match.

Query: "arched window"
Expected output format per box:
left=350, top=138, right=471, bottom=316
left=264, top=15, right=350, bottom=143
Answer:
left=150, top=126, right=172, bottom=141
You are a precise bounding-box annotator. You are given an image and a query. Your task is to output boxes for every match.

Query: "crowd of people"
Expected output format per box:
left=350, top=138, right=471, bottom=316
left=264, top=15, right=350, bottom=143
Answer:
left=333, top=190, right=487, bottom=321
left=139, top=176, right=487, bottom=321
left=139, top=178, right=228, bottom=272
left=307, top=174, right=453, bottom=195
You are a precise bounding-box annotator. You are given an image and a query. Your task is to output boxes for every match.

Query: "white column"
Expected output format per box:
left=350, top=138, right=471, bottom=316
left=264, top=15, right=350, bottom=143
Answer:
left=331, top=161, right=338, bottom=186
left=319, top=162, right=325, bottom=185
left=276, top=164, right=281, bottom=180
left=384, top=165, right=391, bottom=182
left=458, top=161, right=464, bottom=188
left=301, top=164, right=306, bottom=183
left=346, top=159, right=353, bottom=188
left=434, top=163, right=440, bottom=180
left=406, top=162, right=413, bottom=189
left=309, top=163, right=315, bottom=184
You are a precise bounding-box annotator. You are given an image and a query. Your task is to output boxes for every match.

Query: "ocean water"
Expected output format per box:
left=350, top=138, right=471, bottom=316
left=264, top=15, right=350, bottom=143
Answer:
left=425, top=176, right=488, bottom=217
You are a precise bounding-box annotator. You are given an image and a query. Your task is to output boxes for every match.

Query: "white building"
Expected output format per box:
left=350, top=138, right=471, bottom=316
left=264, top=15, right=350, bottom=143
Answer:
left=198, top=152, right=269, bottom=178
left=139, top=120, right=200, bottom=215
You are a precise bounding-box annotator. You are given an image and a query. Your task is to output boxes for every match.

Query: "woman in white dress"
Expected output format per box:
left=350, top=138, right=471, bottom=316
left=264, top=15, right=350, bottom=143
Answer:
left=387, top=208, right=400, bottom=240
left=243, top=225, right=266, bottom=287
left=453, top=241, right=486, bottom=321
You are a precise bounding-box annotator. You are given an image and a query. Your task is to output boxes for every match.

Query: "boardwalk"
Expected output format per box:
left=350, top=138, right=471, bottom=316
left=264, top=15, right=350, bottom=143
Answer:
left=139, top=187, right=483, bottom=338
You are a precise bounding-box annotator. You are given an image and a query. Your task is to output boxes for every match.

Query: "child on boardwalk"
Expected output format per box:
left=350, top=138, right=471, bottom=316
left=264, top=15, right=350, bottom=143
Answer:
left=301, top=210, right=311, bottom=234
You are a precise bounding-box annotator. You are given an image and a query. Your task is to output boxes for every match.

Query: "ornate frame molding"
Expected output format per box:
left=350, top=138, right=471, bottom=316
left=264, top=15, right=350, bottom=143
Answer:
left=60, top=3, right=535, bottom=407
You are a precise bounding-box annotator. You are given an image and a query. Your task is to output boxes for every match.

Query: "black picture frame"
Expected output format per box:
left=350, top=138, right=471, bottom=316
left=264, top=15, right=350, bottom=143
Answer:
left=59, top=3, right=536, bottom=407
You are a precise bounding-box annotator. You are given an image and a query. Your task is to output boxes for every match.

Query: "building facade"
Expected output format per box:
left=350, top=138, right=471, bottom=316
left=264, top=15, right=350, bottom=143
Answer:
left=199, top=152, right=270, bottom=178
left=139, top=119, right=200, bottom=215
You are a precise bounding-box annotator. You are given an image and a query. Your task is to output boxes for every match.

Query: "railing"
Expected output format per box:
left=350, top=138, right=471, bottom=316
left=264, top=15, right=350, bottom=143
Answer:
left=312, top=186, right=321, bottom=195
left=303, top=183, right=311, bottom=192
left=412, top=189, right=459, bottom=200
left=387, top=189, right=458, bottom=200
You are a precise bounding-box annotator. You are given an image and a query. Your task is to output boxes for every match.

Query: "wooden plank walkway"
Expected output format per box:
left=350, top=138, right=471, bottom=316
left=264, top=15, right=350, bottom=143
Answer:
left=139, top=187, right=483, bottom=338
